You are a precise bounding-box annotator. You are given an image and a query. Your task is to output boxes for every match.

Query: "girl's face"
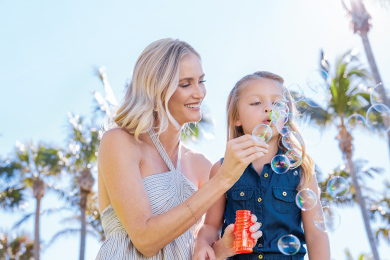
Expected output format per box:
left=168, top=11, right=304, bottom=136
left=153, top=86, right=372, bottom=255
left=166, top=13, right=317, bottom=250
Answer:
left=235, top=78, right=284, bottom=137
left=168, top=53, right=206, bottom=126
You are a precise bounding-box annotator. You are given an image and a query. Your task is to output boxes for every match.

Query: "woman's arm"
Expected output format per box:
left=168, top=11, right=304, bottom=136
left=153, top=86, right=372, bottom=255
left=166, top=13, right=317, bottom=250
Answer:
left=193, top=161, right=229, bottom=260
left=302, top=174, right=331, bottom=259
left=99, top=129, right=268, bottom=257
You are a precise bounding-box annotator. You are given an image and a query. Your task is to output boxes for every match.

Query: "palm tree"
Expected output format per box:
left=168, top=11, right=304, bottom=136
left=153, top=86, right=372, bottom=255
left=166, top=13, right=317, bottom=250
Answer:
left=341, top=0, right=390, bottom=163
left=47, top=191, right=105, bottom=249
left=0, top=232, right=34, bottom=260
left=0, top=142, right=65, bottom=260
left=369, top=180, right=390, bottom=244
left=65, top=113, right=101, bottom=260
left=297, top=49, right=381, bottom=259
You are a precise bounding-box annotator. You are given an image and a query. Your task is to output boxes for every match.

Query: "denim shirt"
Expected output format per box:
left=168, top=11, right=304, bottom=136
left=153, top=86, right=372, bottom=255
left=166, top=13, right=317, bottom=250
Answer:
left=221, top=151, right=306, bottom=260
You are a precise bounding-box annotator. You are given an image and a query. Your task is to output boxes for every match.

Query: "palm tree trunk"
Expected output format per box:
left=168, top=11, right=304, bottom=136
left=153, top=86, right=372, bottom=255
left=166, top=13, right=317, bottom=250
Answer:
left=337, top=125, right=380, bottom=259
left=79, top=191, right=88, bottom=260
left=346, top=157, right=380, bottom=260
left=34, top=197, right=41, bottom=260
left=360, top=32, right=390, bottom=166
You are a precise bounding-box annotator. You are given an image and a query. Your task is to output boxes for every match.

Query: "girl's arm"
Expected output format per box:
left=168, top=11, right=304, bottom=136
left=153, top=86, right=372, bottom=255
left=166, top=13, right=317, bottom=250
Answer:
left=302, top=174, right=331, bottom=259
left=193, top=162, right=263, bottom=260
left=99, top=129, right=268, bottom=257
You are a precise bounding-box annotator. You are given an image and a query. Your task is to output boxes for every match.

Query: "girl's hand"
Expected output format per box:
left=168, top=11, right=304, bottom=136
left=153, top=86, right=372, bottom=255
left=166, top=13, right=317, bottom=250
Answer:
left=219, top=134, right=269, bottom=184
left=192, top=241, right=216, bottom=260
left=213, top=214, right=263, bottom=259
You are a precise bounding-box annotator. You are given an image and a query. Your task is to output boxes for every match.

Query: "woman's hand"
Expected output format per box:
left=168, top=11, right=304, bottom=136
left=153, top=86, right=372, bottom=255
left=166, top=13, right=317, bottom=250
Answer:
left=212, top=214, right=263, bottom=260
left=219, top=134, right=269, bottom=184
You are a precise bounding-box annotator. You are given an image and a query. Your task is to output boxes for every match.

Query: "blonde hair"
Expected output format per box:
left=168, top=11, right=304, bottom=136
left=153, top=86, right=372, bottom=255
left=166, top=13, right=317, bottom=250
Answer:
left=226, top=71, right=314, bottom=189
left=114, top=38, right=200, bottom=139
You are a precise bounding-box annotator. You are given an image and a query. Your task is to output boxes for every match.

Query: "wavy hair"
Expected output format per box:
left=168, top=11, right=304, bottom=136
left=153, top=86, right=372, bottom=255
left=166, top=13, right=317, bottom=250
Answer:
left=226, top=71, right=314, bottom=189
left=113, top=38, right=200, bottom=139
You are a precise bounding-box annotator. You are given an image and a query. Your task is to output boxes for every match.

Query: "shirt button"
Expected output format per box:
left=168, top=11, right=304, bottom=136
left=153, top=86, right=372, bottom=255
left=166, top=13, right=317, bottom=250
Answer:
left=264, top=173, right=269, bottom=178
left=258, top=254, right=263, bottom=259
left=258, top=243, right=263, bottom=247
left=258, top=197, right=262, bottom=202
left=240, top=192, right=245, bottom=196
left=283, top=191, right=287, bottom=196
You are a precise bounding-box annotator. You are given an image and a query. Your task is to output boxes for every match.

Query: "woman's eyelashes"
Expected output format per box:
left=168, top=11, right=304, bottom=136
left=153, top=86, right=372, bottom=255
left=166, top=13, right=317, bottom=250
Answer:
left=180, top=79, right=206, bottom=88
left=250, top=101, right=261, bottom=106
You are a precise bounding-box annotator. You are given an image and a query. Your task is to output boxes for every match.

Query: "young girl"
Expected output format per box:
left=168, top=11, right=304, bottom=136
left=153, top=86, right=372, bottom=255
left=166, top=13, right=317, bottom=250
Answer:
left=193, top=71, right=330, bottom=260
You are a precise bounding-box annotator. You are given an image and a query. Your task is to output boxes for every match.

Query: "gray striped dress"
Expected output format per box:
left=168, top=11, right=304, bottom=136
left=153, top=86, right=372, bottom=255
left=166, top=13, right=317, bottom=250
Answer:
left=96, top=129, right=203, bottom=260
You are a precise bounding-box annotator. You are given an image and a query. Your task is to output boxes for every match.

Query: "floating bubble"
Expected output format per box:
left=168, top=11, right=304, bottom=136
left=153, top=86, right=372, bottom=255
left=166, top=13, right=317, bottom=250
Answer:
left=284, top=83, right=305, bottom=103
left=300, top=125, right=322, bottom=147
left=313, top=206, right=341, bottom=232
left=366, top=104, right=390, bottom=132
left=306, top=69, right=331, bottom=93
left=276, top=125, right=290, bottom=136
left=370, top=83, right=390, bottom=112
left=252, top=124, right=272, bottom=143
left=326, top=176, right=349, bottom=199
left=277, top=234, right=301, bottom=255
left=272, top=100, right=289, bottom=114
left=271, top=155, right=291, bottom=174
left=346, top=114, right=366, bottom=134
left=285, top=149, right=303, bottom=169
left=282, top=131, right=304, bottom=150
left=287, top=113, right=302, bottom=127
left=295, top=188, right=317, bottom=211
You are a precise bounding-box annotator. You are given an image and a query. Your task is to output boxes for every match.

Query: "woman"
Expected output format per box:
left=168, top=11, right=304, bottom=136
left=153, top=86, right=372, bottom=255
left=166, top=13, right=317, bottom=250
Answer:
left=96, top=38, right=266, bottom=259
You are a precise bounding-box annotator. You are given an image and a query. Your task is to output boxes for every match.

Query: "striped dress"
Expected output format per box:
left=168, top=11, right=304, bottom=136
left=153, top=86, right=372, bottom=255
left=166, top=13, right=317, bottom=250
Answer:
left=96, top=129, right=203, bottom=260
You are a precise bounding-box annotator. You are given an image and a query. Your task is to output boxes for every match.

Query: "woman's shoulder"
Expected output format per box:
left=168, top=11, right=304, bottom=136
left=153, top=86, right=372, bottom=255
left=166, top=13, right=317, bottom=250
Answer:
left=99, top=128, right=142, bottom=156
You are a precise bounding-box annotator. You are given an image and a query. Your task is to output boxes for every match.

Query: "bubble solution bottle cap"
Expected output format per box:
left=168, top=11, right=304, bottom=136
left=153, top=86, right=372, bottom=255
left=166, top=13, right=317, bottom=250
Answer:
left=234, top=210, right=254, bottom=253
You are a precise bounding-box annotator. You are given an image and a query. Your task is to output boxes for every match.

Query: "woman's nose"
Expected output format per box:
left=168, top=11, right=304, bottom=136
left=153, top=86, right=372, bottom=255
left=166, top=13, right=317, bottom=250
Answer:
left=193, top=83, right=206, bottom=99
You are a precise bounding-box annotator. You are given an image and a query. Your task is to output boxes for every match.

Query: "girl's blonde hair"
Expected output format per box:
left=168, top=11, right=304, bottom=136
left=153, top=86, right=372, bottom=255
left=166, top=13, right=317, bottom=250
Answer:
left=114, top=38, right=200, bottom=139
left=226, top=71, right=314, bottom=189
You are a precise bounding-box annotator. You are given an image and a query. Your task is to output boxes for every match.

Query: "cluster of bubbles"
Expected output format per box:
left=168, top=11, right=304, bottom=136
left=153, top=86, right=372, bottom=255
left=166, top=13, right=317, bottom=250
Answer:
left=251, top=70, right=352, bottom=255
left=347, top=83, right=390, bottom=134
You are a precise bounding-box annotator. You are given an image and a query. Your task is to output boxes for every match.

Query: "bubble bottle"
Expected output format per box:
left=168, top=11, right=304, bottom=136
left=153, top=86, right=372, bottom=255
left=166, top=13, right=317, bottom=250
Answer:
left=233, top=210, right=254, bottom=253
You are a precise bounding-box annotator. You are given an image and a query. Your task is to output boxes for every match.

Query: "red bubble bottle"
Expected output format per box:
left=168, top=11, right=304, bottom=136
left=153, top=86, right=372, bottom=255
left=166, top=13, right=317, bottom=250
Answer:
left=233, top=210, right=254, bottom=253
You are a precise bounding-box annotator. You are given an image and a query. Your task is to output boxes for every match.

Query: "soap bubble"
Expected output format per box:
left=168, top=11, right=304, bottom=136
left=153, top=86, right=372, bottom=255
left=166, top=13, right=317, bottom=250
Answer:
left=276, top=125, right=290, bottom=136
left=346, top=114, right=366, bottom=134
left=277, top=234, right=301, bottom=255
left=366, top=104, right=390, bottom=132
left=284, top=83, right=305, bottom=103
left=306, top=69, right=331, bottom=93
left=285, top=149, right=303, bottom=169
left=282, top=131, right=304, bottom=150
left=300, top=125, right=322, bottom=147
left=271, top=155, right=291, bottom=174
left=370, top=83, right=389, bottom=112
left=272, top=100, right=289, bottom=114
left=313, top=206, right=341, bottom=232
left=326, top=176, right=349, bottom=199
left=252, top=124, right=272, bottom=143
left=295, top=188, right=317, bottom=211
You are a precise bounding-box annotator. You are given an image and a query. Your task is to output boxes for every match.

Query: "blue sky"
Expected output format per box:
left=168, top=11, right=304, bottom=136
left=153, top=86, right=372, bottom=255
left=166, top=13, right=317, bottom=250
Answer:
left=1, top=0, right=390, bottom=259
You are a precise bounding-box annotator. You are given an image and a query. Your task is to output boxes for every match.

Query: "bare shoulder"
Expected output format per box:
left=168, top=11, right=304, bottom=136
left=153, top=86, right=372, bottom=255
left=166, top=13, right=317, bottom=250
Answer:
left=98, top=128, right=142, bottom=172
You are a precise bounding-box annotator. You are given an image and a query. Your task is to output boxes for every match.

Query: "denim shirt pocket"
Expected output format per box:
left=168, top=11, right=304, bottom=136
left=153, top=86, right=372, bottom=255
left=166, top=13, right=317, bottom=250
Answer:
left=231, top=187, right=255, bottom=212
left=272, top=187, right=298, bottom=214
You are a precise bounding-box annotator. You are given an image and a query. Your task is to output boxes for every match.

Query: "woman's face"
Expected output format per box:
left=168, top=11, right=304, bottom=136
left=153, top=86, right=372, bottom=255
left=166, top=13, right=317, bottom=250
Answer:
left=235, top=78, right=284, bottom=137
left=168, top=53, right=206, bottom=126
